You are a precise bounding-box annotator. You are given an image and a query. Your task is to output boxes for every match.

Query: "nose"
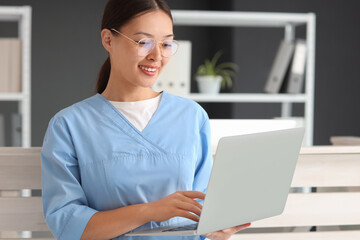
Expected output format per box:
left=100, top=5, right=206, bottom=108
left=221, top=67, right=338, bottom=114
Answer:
left=147, top=42, right=162, bottom=61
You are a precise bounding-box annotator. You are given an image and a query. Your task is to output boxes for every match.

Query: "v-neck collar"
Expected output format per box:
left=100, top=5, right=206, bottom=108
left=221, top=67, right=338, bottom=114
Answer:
left=91, top=91, right=167, bottom=154
left=96, top=91, right=166, bottom=135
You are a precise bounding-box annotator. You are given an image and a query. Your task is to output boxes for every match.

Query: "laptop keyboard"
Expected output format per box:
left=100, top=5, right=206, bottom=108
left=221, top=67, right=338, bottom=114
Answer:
left=162, top=223, right=198, bottom=232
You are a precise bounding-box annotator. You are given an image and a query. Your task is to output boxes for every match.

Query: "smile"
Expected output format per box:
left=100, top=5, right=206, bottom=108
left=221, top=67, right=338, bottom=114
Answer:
left=138, top=65, right=157, bottom=72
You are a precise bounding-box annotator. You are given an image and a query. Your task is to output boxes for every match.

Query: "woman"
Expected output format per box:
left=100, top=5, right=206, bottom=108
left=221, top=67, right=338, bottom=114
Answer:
left=41, top=0, right=250, bottom=239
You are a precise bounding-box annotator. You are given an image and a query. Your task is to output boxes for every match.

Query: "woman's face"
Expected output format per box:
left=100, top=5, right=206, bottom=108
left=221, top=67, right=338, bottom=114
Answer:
left=107, top=10, right=174, bottom=90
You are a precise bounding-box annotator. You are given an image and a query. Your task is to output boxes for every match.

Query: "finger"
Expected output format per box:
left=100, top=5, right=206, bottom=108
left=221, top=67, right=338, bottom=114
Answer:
left=177, top=202, right=202, bottom=217
left=175, top=209, right=200, bottom=222
left=236, top=222, right=251, bottom=229
left=179, top=190, right=206, bottom=200
left=231, top=223, right=252, bottom=233
left=178, top=193, right=203, bottom=210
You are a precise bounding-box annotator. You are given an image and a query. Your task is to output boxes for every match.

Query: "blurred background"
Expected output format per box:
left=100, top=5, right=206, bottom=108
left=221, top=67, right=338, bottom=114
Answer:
left=0, top=0, right=359, bottom=146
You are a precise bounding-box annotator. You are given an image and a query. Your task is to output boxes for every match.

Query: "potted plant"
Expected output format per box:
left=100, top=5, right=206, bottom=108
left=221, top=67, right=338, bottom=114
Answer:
left=195, top=50, right=238, bottom=94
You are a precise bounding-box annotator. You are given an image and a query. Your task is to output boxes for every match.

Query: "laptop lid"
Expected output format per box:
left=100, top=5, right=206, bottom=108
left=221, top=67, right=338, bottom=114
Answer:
left=126, top=127, right=304, bottom=236
left=197, top=127, right=304, bottom=234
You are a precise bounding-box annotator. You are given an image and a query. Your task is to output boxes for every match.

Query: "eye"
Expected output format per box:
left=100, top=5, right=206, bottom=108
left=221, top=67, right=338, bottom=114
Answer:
left=162, top=41, right=173, bottom=48
left=138, top=38, right=154, bottom=46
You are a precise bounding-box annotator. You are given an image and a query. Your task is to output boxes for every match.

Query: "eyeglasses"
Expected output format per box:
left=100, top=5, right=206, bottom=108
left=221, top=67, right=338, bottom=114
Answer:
left=110, top=28, right=179, bottom=57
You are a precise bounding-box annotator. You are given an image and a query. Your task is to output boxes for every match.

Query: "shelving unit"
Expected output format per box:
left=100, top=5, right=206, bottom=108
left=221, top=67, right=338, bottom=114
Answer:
left=0, top=6, right=32, bottom=147
left=181, top=93, right=307, bottom=103
left=172, top=10, right=316, bottom=146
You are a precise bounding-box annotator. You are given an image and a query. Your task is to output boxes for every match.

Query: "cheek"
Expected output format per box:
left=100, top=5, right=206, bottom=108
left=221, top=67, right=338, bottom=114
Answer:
left=161, top=58, right=171, bottom=68
left=112, top=51, right=140, bottom=69
left=157, top=58, right=171, bottom=75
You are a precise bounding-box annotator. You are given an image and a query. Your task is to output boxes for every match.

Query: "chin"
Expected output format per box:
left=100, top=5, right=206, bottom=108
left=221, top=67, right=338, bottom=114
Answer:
left=140, top=77, right=159, bottom=88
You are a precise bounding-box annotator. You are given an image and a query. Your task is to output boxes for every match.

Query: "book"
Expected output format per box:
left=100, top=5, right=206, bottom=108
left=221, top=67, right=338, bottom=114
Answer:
left=264, top=40, right=295, bottom=93
left=0, top=114, right=4, bottom=146
left=11, top=113, right=22, bottom=146
left=0, top=38, right=22, bottom=92
left=330, top=136, right=360, bottom=146
left=152, top=40, right=191, bottom=95
left=0, top=39, right=10, bottom=92
left=285, top=39, right=307, bottom=94
left=9, top=39, right=22, bottom=92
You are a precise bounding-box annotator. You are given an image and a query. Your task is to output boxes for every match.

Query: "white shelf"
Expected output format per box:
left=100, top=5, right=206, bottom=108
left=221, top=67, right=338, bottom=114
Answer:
left=0, top=6, right=32, bottom=147
left=181, top=93, right=307, bottom=103
left=0, top=93, right=25, bottom=101
left=172, top=10, right=314, bottom=27
left=0, top=6, right=26, bottom=21
left=171, top=10, right=316, bottom=146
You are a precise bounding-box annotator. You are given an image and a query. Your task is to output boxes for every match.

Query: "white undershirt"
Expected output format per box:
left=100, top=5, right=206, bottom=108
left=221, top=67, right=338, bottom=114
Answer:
left=109, top=93, right=162, bottom=132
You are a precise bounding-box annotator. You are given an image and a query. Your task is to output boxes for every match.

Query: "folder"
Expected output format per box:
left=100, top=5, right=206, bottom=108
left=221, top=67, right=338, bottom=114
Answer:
left=285, top=39, right=307, bottom=94
left=0, top=38, right=22, bottom=92
left=0, top=114, right=4, bottom=146
left=264, top=40, right=295, bottom=93
left=152, top=40, right=191, bottom=95
left=11, top=113, right=22, bottom=146
left=0, top=39, right=10, bottom=92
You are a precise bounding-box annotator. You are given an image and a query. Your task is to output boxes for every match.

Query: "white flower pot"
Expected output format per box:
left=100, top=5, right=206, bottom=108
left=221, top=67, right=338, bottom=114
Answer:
left=196, top=75, right=222, bottom=94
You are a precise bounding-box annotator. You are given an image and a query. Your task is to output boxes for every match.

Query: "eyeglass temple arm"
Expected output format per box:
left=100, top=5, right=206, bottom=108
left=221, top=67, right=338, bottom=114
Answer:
left=110, top=28, right=138, bottom=44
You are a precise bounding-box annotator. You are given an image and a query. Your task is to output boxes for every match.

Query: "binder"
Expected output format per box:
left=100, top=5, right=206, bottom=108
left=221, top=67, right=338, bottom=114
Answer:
left=9, top=39, right=22, bottom=92
left=0, top=38, right=21, bottom=92
left=0, top=114, right=4, bottom=146
left=152, top=40, right=191, bottom=95
left=285, top=39, right=307, bottom=94
left=11, top=113, right=22, bottom=146
left=0, top=39, right=10, bottom=92
left=264, top=40, right=295, bottom=93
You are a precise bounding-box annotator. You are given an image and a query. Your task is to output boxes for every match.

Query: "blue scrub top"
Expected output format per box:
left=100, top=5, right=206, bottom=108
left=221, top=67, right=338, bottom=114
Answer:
left=41, top=92, right=213, bottom=240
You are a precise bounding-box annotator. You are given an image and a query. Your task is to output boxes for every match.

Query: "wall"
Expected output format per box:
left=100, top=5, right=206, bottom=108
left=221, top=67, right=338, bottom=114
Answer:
left=0, top=0, right=359, bottom=146
left=230, top=0, right=360, bottom=146
left=0, top=0, right=107, bottom=146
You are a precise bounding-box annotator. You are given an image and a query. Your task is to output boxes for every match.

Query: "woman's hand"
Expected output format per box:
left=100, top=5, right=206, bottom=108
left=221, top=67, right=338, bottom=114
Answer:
left=202, top=223, right=251, bottom=240
left=145, top=191, right=205, bottom=222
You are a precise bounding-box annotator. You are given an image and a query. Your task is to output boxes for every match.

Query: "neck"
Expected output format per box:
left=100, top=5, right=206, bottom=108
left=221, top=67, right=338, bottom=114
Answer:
left=101, top=74, right=159, bottom=102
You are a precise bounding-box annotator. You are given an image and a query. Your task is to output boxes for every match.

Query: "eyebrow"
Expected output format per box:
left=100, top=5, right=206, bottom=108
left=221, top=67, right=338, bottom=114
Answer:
left=133, top=32, right=174, bottom=38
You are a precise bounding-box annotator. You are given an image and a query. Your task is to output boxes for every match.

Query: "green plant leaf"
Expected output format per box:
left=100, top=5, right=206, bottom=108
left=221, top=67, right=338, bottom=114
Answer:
left=205, top=59, right=216, bottom=76
left=196, top=64, right=206, bottom=75
left=219, top=70, right=232, bottom=89
left=210, top=50, right=224, bottom=68
left=195, top=49, right=239, bottom=89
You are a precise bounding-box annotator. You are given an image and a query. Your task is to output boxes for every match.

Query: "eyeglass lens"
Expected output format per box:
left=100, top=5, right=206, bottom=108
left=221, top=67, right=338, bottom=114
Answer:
left=137, top=38, right=178, bottom=57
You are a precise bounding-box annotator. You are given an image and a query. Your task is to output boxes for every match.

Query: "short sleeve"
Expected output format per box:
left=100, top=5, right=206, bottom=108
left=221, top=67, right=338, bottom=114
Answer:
left=193, top=113, right=213, bottom=200
left=41, top=117, right=98, bottom=239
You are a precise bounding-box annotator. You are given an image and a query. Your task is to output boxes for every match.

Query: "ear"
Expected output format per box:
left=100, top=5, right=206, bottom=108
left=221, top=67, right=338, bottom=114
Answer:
left=101, top=28, right=113, bottom=53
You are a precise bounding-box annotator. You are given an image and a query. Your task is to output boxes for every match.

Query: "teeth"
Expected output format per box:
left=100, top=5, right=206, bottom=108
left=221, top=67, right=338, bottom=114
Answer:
left=139, top=65, right=157, bottom=72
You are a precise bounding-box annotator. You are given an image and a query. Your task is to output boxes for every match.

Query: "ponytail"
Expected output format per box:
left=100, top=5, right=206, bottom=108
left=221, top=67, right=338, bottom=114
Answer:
left=96, top=57, right=111, bottom=94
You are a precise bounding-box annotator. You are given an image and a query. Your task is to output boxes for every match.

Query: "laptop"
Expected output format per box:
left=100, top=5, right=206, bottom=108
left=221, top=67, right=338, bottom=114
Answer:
left=127, top=127, right=305, bottom=236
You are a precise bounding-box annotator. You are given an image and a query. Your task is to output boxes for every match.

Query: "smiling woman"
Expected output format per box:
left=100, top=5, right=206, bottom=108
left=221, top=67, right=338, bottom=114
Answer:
left=100, top=9, right=175, bottom=101
left=40, top=0, right=249, bottom=240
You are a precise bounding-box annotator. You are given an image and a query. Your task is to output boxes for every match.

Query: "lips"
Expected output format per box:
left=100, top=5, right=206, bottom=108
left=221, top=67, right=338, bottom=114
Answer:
left=138, top=65, right=159, bottom=76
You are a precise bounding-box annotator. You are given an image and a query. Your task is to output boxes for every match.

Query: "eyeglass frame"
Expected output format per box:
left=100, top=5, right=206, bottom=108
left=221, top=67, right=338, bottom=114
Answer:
left=110, top=28, right=179, bottom=57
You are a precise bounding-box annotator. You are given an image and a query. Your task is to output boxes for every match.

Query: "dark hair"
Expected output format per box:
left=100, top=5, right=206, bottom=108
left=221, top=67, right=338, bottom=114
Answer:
left=96, top=0, right=173, bottom=94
